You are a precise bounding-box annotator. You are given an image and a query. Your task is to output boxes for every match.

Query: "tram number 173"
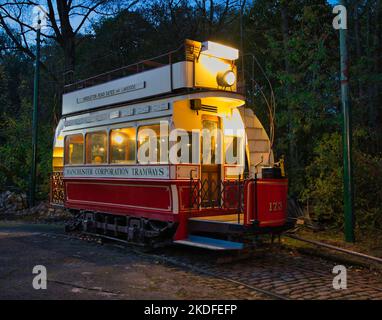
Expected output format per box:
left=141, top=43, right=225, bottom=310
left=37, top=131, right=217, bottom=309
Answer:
left=269, top=201, right=283, bottom=212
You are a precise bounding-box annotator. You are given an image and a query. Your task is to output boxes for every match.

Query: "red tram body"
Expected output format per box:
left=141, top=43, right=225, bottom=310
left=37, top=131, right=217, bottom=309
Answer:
left=50, top=39, right=293, bottom=250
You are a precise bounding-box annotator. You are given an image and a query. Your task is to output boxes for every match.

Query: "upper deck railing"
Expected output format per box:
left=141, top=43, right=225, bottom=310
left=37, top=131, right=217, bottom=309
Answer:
left=63, top=40, right=245, bottom=95
left=63, top=41, right=199, bottom=94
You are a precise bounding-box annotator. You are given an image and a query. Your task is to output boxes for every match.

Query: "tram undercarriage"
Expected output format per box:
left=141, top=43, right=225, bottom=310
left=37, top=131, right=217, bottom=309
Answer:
left=66, top=211, right=177, bottom=248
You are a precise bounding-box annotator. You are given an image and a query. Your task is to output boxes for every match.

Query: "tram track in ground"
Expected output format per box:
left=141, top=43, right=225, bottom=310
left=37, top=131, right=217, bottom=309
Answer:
left=281, top=233, right=382, bottom=292
left=180, top=251, right=382, bottom=299
left=289, top=261, right=382, bottom=293
left=60, top=230, right=382, bottom=300
left=285, top=234, right=382, bottom=264
left=68, top=231, right=288, bottom=300
left=133, top=249, right=290, bottom=300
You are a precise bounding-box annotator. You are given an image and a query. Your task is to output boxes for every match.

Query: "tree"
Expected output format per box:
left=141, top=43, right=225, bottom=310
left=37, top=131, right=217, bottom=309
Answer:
left=0, top=0, right=138, bottom=83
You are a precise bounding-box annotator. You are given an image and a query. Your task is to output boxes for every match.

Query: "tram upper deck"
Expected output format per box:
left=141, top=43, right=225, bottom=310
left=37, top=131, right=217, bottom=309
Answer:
left=62, top=39, right=241, bottom=116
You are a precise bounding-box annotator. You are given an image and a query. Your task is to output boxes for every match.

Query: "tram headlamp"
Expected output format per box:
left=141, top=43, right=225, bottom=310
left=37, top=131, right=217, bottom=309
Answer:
left=217, top=70, right=236, bottom=87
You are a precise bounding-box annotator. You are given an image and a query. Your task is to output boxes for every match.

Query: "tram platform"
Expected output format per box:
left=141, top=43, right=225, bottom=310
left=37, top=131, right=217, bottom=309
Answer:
left=189, top=213, right=244, bottom=224
left=187, top=213, right=246, bottom=237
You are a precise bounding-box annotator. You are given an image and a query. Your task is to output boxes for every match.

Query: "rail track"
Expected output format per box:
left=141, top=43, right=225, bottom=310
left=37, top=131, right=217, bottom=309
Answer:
left=286, top=234, right=382, bottom=264
left=135, top=249, right=290, bottom=300
left=64, top=230, right=382, bottom=300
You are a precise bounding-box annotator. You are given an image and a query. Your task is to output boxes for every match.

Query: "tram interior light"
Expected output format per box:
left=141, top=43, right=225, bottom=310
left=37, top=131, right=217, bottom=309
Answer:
left=113, top=134, right=124, bottom=145
left=201, top=41, right=239, bottom=60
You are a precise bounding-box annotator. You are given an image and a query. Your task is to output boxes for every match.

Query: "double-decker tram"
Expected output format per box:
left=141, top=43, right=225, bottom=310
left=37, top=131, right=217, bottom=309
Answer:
left=50, top=39, right=293, bottom=250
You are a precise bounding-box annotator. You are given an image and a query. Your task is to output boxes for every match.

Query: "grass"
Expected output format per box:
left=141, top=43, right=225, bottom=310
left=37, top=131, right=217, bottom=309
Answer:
left=288, top=227, right=382, bottom=257
left=281, top=225, right=382, bottom=270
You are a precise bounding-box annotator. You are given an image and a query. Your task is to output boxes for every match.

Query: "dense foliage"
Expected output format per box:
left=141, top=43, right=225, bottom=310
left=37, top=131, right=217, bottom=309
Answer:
left=0, top=0, right=381, bottom=231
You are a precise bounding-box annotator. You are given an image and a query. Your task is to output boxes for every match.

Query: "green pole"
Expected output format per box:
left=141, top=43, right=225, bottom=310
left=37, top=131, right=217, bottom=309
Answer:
left=29, top=25, right=41, bottom=207
left=339, top=0, right=355, bottom=242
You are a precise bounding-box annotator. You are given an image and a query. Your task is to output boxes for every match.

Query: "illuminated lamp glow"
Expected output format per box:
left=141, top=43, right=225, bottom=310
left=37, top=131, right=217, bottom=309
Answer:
left=113, top=134, right=124, bottom=144
left=201, top=41, right=239, bottom=60
left=217, top=70, right=236, bottom=87
left=199, top=54, right=230, bottom=74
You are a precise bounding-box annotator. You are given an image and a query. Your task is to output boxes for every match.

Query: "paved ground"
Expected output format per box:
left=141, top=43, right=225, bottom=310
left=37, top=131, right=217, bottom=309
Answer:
left=0, top=221, right=263, bottom=300
left=1, top=221, right=382, bottom=300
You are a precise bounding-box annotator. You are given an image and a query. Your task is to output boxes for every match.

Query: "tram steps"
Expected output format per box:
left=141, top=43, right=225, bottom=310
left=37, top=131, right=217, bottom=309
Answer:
left=174, top=235, right=244, bottom=250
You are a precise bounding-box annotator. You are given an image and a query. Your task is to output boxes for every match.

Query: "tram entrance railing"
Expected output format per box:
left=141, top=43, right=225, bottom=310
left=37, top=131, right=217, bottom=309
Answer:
left=189, top=178, right=245, bottom=213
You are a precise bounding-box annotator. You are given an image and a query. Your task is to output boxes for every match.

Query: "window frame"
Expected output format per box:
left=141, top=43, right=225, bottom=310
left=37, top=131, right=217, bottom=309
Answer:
left=64, top=133, right=84, bottom=165
left=85, top=130, right=108, bottom=165
left=137, top=122, right=169, bottom=164
left=109, top=126, right=137, bottom=164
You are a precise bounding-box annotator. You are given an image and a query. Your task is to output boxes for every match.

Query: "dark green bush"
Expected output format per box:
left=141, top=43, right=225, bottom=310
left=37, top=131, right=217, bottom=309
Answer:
left=302, top=131, right=382, bottom=230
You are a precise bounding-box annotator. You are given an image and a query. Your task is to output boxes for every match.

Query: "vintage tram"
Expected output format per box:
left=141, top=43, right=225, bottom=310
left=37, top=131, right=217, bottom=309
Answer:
left=50, top=39, right=293, bottom=250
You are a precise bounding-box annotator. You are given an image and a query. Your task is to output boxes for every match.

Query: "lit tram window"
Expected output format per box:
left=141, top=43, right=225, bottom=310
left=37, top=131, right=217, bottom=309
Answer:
left=64, top=134, right=84, bottom=165
left=86, top=131, right=107, bottom=164
left=176, top=132, right=193, bottom=163
left=137, top=124, right=168, bottom=163
left=110, top=127, right=136, bottom=164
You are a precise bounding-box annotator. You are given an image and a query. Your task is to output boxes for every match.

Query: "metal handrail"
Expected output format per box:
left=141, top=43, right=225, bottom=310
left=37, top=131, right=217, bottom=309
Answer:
left=64, top=44, right=185, bottom=93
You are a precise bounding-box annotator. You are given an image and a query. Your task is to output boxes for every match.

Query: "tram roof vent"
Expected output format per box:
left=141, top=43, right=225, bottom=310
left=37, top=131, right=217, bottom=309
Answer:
left=201, top=105, right=218, bottom=113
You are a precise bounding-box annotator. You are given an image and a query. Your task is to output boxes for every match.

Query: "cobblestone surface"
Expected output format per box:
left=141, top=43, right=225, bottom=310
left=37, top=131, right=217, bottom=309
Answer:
left=153, top=245, right=382, bottom=300
left=1, top=221, right=381, bottom=300
left=0, top=222, right=266, bottom=300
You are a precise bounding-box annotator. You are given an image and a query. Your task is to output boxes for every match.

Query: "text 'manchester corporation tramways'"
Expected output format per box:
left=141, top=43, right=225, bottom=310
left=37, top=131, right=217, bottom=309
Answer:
left=64, top=165, right=169, bottom=179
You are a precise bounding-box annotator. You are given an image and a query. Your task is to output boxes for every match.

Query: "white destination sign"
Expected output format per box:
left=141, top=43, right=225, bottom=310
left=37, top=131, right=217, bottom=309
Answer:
left=64, top=165, right=169, bottom=179
left=76, top=81, right=146, bottom=104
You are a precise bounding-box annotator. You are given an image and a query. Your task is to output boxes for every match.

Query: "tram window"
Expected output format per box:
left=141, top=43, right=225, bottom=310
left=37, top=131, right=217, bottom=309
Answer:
left=110, top=128, right=136, bottom=164
left=138, top=124, right=168, bottom=163
left=176, top=132, right=192, bottom=163
left=86, top=131, right=107, bottom=164
left=64, top=134, right=84, bottom=165
left=201, top=119, right=219, bottom=164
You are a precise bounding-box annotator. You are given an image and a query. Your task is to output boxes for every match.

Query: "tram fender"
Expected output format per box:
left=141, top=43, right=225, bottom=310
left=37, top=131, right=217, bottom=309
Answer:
left=173, top=214, right=188, bottom=240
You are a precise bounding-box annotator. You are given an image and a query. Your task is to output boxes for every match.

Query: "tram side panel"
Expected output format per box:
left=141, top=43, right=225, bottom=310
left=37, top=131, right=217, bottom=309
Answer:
left=64, top=177, right=179, bottom=223
left=244, top=178, right=288, bottom=228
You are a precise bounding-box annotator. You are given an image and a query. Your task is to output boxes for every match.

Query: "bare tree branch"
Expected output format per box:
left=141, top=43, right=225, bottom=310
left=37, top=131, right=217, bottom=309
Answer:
left=0, top=0, right=139, bottom=81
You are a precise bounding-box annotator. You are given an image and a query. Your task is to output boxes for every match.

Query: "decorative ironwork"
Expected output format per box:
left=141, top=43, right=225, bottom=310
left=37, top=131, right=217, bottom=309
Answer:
left=189, top=178, right=245, bottom=212
left=50, top=171, right=65, bottom=205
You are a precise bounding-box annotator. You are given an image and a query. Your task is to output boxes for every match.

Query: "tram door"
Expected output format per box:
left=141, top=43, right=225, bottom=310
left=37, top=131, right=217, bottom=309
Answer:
left=201, top=116, right=221, bottom=207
